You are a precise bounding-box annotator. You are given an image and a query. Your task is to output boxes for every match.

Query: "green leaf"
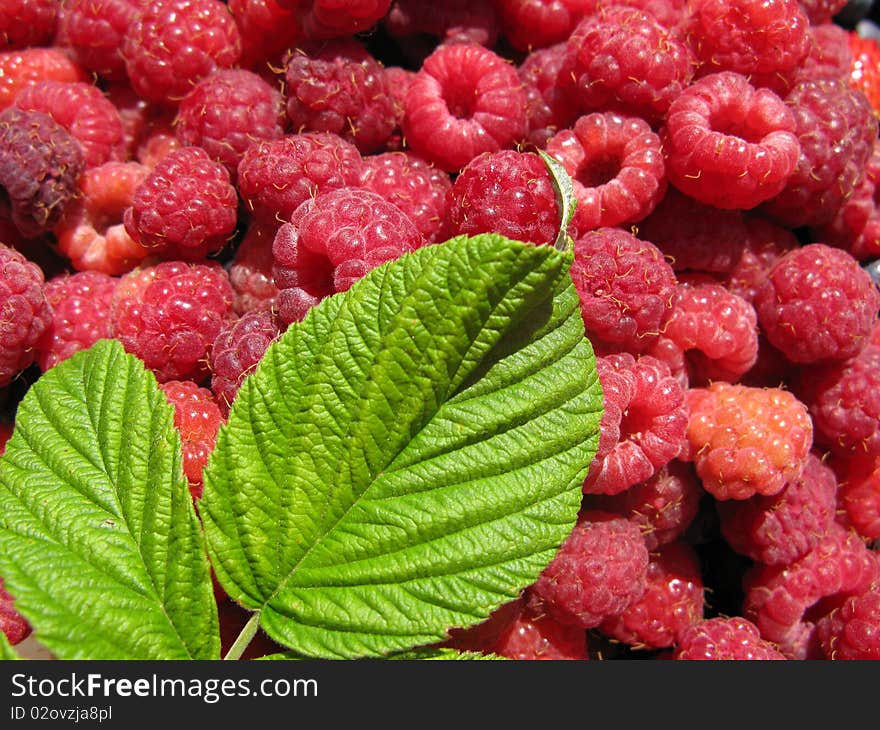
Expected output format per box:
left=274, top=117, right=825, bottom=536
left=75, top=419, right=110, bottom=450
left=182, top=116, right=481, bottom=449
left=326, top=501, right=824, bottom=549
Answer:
left=388, top=648, right=507, bottom=660
left=0, top=339, right=219, bottom=660
left=202, top=233, right=602, bottom=659
left=538, top=149, right=578, bottom=252
left=0, top=631, right=21, bottom=660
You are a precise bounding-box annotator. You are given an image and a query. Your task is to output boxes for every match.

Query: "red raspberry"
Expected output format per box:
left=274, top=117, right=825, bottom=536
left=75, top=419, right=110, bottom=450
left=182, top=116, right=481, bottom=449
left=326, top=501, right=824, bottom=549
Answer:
left=0, top=577, right=30, bottom=646
left=442, top=598, right=525, bottom=654
left=55, top=160, right=152, bottom=275
left=290, top=0, right=392, bottom=41
left=210, top=309, right=279, bottom=415
left=683, top=382, right=813, bottom=501
left=0, top=243, right=52, bottom=388
left=600, top=541, right=704, bottom=650
left=583, top=353, right=688, bottom=496
left=402, top=43, right=527, bottom=173
left=491, top=604, right=589, bottom=660
left=661, top=72, right=800, bottom=211
left=110, top=260, right=234, bottom=383
left=753, top=244, right=880, bottom=364
left=382, top=66, right=416, bottom=152
left=569, top=228, right=677, bottom=354
left=837, top=455, right=880, bottom=541
left=359, top=152, right=452, bottom=244
left=175, top=69, right=286, bottom=181
left=799, top=0, right=847, bottom=24
left=384, top=0, right=499, bottom=47
left=720, top=216, right=798, bottom=304
left=743, top=524, right=879, bottom=658
left=0, top=48, right=86, bottom=111
left=848, top=31, right=880, bottom=118
left=134, top=114, right=183, bottom=169
left=228, top=0, right=301, bottom=70
left=284, top=39, right=396, bottom=155
left=0, top=421, right=11, bottom=454
left=761, top=78, right=876, bottom=228
left=229, top=222, right=279, bottom=315
left=672, top=616, right=785, bottom=660
left=817, top=585, right=880, bottom=660
left=517, top=43, right=580, bottom=149
left=124, top=146, right=239, bottom=261
left=718, top=452, right=838, bottom=567
left=565, top=6, right=695, bottom=125
left=527, top=511, right=649, bottom=629
left=36, top=270, right=118, bottom=372
left=237, top=132, right=364, bottom=227
left=13, top=80, right=126, bottom=168
left=122, top=0, right=242, bottom=107
left=494, top=0, right=595, bottom=52
left=0, top=0, right=58, bottom=50
left=546, top=112, right=666, bottom=231
left=272, top=188, right=424, bottom=325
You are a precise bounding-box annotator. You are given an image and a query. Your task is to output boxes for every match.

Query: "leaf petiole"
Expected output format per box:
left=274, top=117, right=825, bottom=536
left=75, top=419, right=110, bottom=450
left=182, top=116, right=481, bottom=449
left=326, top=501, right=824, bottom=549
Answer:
left=223, top=611, right=261, bottom=661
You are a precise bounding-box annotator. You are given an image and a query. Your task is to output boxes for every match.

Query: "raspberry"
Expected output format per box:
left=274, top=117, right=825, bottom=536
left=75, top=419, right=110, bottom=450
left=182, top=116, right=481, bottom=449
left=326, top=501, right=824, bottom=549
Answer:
left=210, top=309, right=279, bottom=415
left=272, top=188, right=424, bottom=324
left=569, top=228, right=677, bottom=354
left=837, top=455, right=880, bottom=541
left=761, top=78, right=876, bottom=228
left=672, top=616, right=785, bottom=660
left=237, top=132, right=364, bottom=227
left=0, top=243, right=52, bottom=388
left=0, top=48, right=86, bottom=111
left=589, top=460, right=703, bottom=551
left=443, top=150, right=566, bottom=246
left=174, top=69, right=286, bottom=181
left=817, top=585, right=880, bottom=660
left=110, top=260, right=234, bottom=383
left=401, top=43, right=527, bottom=173
left=291, top=0, right=392, bottom=41
left=583, top=353, right=688, bottom=496
left=159, top=379, right=224, bottom=500
left=229, top=222, right=280, bottom=315
left=799, top=0, right=847, bottom=24
left=36, top=270, right=118, bottom=372
left=0, top=421, right=11, bottom=454
left=848, top=31, right=880, bottom=117
left=517, top=43, right=580, bottom=149
left=599, top=541, right=704, bottom=650
left=491, top=604, right=589, bottom=660
left=565, top=6, right=695, bottom=125
left=686, top=0, right=810, bottom=78
left=382, top=66, right=416, bottom=150
left=743, top=524, right=879, bottom=658
left=384, top=0, right=499, bottom=47
left=753, top=244, right=880, bottom=364
left=527, top=511, right=649, bottom=629
left=495, top=0, right=594, bottom=52
left=124, top=146, right=239, bottom=261
left=546, top=112, right=666, bottom=231
left=0, top=0, right=58, bottom=50
left=0, top=577, right=30, bottom=646
left=227, top=0, right=301, bottom=70
left=0, top=107, right=85, bottom=238
left=13, top=80, right=126, bottom=168
left=134, top=113, right=183, bottom=169
left=359, top=152, right=452, bottom=244
left=122, top=0, right=242, bottom=106
left=718, top=453, right=838, bottom=567
left=662, top=277, right=759, bottom=385
left=284, top=40, right=396, bottom=155
left=720, top=216, right=798, bottom=304
left=55, top=161, right=152, bottom=275
left=442, top=598, right=525, bottom=654
left=661, top=72, right=800, bottom=211
left=683, top=382, right=813, bottom=501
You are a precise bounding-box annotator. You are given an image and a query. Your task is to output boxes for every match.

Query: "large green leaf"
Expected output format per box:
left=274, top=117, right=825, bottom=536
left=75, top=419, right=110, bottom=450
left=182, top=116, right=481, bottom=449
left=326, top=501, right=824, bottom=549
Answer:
left=0, top=339, right=219, bottom=660
left=202, top=234, right=602, bottom=659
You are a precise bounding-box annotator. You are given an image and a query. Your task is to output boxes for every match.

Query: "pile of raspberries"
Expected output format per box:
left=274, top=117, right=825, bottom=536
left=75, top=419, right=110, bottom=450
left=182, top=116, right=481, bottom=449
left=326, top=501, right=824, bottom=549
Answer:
left=2, top=0, right=880, bottom=661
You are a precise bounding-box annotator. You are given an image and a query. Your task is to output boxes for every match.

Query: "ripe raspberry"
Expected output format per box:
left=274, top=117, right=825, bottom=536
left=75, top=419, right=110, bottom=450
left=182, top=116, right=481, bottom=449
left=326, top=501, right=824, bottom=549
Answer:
left=229, top=222, right=279, bottom=315
left=761, top=78, right=876, bottom=228
left=527, top=511, right=649, bottom=629
left=36, top=270, right=118, bottom=372
left=382, top=66, right=416, bottom=152
left=600, top=541, right=704, bottom=650
left=210, top=309, right=279, bottom=415
left=720, top=215, right=798, bottom=304
left=284, top=40, right=396, bottom=155
left=0, top=48, right=86, bottom=111
left=175, top=69, right=285, bottom=181
left=111, top=260, right=234, bottom=383
left=672, top=616, right=785, bottom=660
left=13, top=80, right=126, bottom=168
left=565, top=6, right=695, bottom=125
left=443, top=598, right=525, bottom=654
left=0, top=577, right=30, bottom=646
left=661, top=73, right=800, bottom=211
left=55, top=160, right=152, bottom=275
left=0, top=243, right=52, bottom=388
left=837, top=455, right=880, bottom=541
left=0, top=107, right=85, bottom=238
left=0, top=422, right=11, bottom=454
left=589, top=460, right=703, bottom=551
left=718, top=453, right=838, bottom=567
left=546, top=112, right=666, bottom=231
left=122, top=0, right=242, bottom=106
left=402, top=43, right=527, bottom=173
left=683, top=382, right=813, bottom=501
left=517, top=43, right=580, bottom=149
left=291, top=0, right=392, bottom=41
left=359, top=152, right=451, bottom=244
left=799, top=0, right=847, bottom=24
left=134, top=113, right=182, bottom=169
left=753, top=244, right=880, bottom=364
left=227, top=0, right=301, bottom=70
left=848, top=31, right=880, bottom=117
left=384, top=0, right=498, bottom=47
left=237, top=132, right=364, bottom=227
left=569, top=228, right=677, bottom=354
left=272, top=188, right=424, bottom=324
left=124, top=146, right=238, bottom=261
left=491, top=604, right=588, bottom=660
left=495, top=0, right=595, bottom=52
left=0, top=0, right=58, bottom=50
left=817, top=585, right=880, bottom=660
left=583, top=353, right=688, bottom=496
left=743, top=524, right=879, bottom=658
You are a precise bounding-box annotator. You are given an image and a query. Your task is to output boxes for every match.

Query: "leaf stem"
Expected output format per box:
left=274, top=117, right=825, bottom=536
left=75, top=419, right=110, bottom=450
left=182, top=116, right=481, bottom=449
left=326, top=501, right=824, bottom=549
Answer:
left=223, top=611, right=261, bottom=661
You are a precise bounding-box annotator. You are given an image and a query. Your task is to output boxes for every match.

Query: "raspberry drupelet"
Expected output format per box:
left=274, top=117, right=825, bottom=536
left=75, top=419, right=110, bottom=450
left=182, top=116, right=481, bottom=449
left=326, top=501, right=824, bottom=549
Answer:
left=672, top=616, right=785, bottom=660
left=0, top=47, right=86, bottom=111
left=817, top=585, right=880, bottom=660
left=490, top=604, right=589, bottom=660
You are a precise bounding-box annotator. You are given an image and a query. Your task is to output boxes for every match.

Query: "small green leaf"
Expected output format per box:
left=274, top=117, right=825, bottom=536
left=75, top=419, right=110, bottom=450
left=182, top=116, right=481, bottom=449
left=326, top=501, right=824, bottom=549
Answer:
left=203, top=233, right=602, bottom=659
left=539, top=149, right=578, bottom=252
left=0, top=339, right=219, bottom=660
left=0, top=631, right=21, bottom=660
